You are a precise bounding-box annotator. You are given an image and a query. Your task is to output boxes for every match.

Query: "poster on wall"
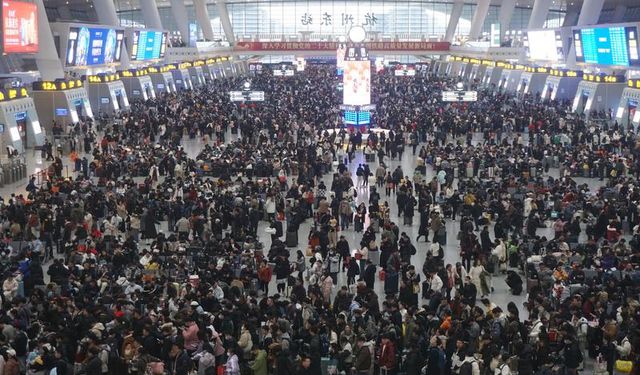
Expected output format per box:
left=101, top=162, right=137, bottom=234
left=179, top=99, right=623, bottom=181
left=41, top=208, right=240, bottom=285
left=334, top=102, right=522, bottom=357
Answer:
left=2, top=0, right=38, bottom=53
left=66, top=26, right=124, bottom=66
left=343, top=60, right=371, bottom=106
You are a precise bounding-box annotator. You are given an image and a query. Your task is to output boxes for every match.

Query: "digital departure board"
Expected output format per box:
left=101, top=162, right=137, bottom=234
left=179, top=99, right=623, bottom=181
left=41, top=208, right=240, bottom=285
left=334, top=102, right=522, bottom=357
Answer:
left=131, top=30, right=167, bottom=61
left=574, top=26, right=640, bottom=66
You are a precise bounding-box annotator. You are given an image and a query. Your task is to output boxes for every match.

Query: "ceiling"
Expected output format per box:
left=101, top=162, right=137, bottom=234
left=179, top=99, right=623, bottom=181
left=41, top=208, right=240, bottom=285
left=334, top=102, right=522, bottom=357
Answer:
left=43, top=0, right=640, bottom=19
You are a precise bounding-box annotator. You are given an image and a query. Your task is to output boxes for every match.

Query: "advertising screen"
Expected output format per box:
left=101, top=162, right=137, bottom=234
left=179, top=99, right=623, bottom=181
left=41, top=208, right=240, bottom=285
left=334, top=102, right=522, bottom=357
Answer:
left=574, top=26, right=640, bottom=66
left=2, top=1, right=38, bottom=53
left=336, top=44, right=346, bottom=69
left=525, top=30, right=563, bottom=62
left=343, top=60, right=371, bottom=106
left=131, top=30, right=167, bottom=61
left=66, top=26, right=124, bottom=66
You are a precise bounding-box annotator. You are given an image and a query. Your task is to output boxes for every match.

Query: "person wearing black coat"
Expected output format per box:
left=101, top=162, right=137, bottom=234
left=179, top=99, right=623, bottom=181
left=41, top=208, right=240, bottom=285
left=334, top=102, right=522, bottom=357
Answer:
left=461, top=277, right=477, bottom=306
left=403, top=342, right=425, bottom=375
left=77, top=347, right=103, bottom=375
left=425, top=338, right=446, bottom=375
left=417, top=209, right=430, bottom=242
left=563, top=336, right=583, bottom=373
left=362, top=261, right=376, bottom=290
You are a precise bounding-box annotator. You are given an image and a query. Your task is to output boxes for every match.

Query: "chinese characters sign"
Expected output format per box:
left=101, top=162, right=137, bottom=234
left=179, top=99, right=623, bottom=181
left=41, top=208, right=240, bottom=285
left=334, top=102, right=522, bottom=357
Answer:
left=299, top=12, right=377, bottom=26
left=235, top=41, right=450, bottom=52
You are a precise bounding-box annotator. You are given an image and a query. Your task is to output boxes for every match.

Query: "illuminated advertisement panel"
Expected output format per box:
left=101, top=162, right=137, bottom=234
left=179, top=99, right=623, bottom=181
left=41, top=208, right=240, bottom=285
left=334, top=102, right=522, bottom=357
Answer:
left=66, top=26, right=124, bottom=66
left=2, top=1, right=38, bottom=53
left=343, top=60, right=371, bottom=106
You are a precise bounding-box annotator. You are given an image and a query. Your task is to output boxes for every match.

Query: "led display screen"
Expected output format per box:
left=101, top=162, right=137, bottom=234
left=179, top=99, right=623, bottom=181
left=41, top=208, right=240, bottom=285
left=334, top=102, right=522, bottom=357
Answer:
left=2, top=1, right=38, bottom=53
left=574, top=26, right=640, bottom=66
left=343, top=60, right=371, bottom=106
left=131, top=30, right=167, bottom=61
left=66, top=26, right=124, bottom=66
left=524, top=30, right=563, bottom=62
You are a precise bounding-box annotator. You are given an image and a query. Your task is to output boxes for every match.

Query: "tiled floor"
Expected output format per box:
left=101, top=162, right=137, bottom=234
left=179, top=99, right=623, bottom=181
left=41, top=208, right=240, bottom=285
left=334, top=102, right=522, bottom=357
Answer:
left=2, top=130, right=607, bottom=316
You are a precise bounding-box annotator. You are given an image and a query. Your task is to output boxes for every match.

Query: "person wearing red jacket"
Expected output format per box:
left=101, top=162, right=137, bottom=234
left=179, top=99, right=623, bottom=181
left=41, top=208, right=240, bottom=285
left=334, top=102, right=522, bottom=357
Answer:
left=377, top=334, right=397, bottom=374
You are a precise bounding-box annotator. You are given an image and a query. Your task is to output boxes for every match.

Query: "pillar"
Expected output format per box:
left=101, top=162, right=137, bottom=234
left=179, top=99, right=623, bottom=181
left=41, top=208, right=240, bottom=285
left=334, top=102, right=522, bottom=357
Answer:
left=169, top=0, right=190, bottom=45
left=92, top=0, right=130, bottom=68
left=576, top=0, right=605, bottom=25
left=140, top=0, right=163, bottom=30
left=444, top=0, right=464, bottom=43
left=194, top=0, right=215, bottom=41
left=469, top=0, right=491, bottom=40
left=528, top=0, right=552, bottom=29
left=34, top=0, right=64, bottom=80
left=216, top=0, right=236, bottom=44
left=497, top=0, right=516, bottom=43
left=612, top=4, right=627, bottom=23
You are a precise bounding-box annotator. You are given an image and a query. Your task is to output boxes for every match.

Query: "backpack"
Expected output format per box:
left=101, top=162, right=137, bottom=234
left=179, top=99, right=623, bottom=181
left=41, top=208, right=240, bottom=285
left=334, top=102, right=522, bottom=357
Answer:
left=107, top=343, right=124, bottom=373
left=319, top=333, right=330, bottom=356
left=491, top=320, right=504, bottom=341
left=459, top=360, right=475, bottom=375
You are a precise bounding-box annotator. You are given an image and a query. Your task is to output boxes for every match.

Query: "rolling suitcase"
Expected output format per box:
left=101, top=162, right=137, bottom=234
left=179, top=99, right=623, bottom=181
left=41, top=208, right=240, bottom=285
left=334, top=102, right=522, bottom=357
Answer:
left=286, top=230, right=298, bottom=247
left=436, top=228, right=447, bottom=245
left=527, top=277, right=539, bottom=292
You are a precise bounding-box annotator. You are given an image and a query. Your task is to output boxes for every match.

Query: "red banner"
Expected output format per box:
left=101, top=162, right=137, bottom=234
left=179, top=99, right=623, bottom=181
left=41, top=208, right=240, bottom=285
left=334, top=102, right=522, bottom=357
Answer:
left=235, top=41, right=449, bottom=52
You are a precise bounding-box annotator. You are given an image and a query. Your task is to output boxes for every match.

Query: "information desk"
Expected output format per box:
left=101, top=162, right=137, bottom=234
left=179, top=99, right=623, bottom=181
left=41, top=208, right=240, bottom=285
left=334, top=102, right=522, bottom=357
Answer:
left=518, top=72, right=548, bottom=97
left=572, top=80, right=625, bottom=116
left=32, top=83, right=93, bottom=133
left=482, top=66, right=504, bottom=87
left=85, top=75, right=131, bottom=115
left=172, top=69, right=194, bottom=91
left=615, top=86, right=640, bottom=130
left=0, top=96, right=44, bottom=154
left=149, top=71, right=176, bottom=94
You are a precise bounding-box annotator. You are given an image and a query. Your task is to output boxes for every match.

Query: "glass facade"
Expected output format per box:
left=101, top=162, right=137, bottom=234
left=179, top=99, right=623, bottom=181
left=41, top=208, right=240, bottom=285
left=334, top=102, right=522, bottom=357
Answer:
left=116, top=1, right=565, bottom=41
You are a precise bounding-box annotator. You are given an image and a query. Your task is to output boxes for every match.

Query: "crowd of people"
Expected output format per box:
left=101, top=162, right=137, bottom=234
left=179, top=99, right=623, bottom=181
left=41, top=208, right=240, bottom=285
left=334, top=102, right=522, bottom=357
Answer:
left=0, top=62, right=637, bottom=375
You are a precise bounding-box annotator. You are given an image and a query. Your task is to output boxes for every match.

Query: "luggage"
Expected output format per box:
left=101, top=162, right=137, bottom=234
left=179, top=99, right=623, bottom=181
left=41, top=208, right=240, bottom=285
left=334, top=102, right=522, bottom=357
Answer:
left=436, top=228, right=447, bottom=245
left=378, top=269, right=386, bottom=281
left=403, top=216, right=413, bottom=225
left=286, top=230, right=298, bottom=247
left=527, top=277, right=539, bottom=292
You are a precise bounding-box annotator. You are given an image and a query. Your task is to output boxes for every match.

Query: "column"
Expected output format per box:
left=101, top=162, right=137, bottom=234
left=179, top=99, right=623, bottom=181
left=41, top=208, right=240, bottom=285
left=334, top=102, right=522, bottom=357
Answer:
left=444, top=0, right=464, bottom=43
left=194, top=0, right=215, bottom=41
left=34, top=0, right=64, bottom=80
left=92, top=0, right=130, bottom=68
left=468, top=0, right=491, bottom=40
left=216, top=0, right=236, bottom=44
left=497, top=0, right=516, bottom=44
left=612, top=4, right=627, bottom=23
left=140, top=0, right=163, bottom=30
left=527, top=0, right=552, bottom=29
left=576, top=0, right=605, bottom=25
left=169, top=0, right=190, bottom=45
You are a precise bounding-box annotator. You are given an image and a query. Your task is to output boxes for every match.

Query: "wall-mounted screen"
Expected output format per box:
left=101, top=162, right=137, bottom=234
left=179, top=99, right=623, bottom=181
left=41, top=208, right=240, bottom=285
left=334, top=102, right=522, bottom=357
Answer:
left=130, top=30, right=167, bottom=61
left=524, top=29, right=563, bottom=62
left=574, top=26, right=640, bottom=66
left=66, top=26, right=124, bottom=66
left=343, top=60, right=371, bottom=106
left=2, top=1, right=38, bottom=53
